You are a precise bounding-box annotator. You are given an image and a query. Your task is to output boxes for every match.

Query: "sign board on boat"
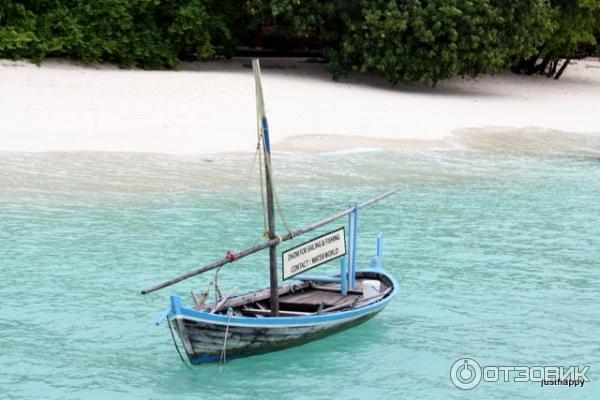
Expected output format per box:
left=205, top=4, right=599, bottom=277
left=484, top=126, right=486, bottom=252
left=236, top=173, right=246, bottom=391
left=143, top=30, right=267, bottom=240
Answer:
left=282, top=227, right=346, bottom=280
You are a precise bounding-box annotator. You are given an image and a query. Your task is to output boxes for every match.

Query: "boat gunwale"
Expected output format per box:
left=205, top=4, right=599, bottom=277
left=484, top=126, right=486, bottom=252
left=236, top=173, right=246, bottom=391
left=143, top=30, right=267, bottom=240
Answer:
left=170, top=269, right=398, bottom=328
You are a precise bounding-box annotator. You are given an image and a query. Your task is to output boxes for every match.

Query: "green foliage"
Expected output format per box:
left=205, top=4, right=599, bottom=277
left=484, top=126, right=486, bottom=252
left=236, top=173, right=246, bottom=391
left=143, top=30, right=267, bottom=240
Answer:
left=260, top=0, right=554, bottom=84
left=491, top=0, right=555, bottom=64
left=0, top=0, right=598, bottom=82
left=0, top=0, right=235, bottom=68
left=511, top=0, right=600, bottom=77
left=0, top=3, right=37, bottom=57
left=542, top=0, right=600, bottom=59
left=328, top=0, right=513, bottom=84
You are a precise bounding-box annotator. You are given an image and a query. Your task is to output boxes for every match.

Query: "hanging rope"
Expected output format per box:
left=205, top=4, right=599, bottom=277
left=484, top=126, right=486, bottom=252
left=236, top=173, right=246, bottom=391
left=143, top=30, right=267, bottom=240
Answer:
left=272, top=179, right=294, bottom=235
left=167, top=318, right=194, bottom=371
left=219, top=308, right=234, bottom=365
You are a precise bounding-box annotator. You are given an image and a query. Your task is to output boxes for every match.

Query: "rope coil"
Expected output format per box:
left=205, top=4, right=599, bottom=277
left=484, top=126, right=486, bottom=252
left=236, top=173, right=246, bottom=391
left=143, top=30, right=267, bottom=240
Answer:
left=225, top=250, right=237, bottom=261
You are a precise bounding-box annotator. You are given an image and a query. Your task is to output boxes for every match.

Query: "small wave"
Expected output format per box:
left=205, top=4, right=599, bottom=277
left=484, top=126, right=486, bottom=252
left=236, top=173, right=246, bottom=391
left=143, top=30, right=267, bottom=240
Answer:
left=274, top=128, right=600, bottom=157
left=322, top=147, right=384, bottom=155
left=447, top=126, right=600, bottom=157
left=1, top=127, right=598, bottom=206
left=273, top=134, right=444, bottom=153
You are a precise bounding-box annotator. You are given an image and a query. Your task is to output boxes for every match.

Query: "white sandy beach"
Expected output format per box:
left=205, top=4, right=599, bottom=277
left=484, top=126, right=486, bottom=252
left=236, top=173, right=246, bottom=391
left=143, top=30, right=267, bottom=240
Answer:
left=0, top=57, right=599, bottom=154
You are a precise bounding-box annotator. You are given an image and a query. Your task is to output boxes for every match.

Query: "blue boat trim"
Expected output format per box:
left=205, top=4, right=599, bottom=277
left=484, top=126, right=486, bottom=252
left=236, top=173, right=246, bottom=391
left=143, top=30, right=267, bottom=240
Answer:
left=155, top=307, right=172, bottom=326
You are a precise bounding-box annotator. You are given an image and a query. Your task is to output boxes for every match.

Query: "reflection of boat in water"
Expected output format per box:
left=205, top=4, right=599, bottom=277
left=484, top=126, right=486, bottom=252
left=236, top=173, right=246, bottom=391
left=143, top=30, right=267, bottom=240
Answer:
left=141, top=59, right=399, bottom=364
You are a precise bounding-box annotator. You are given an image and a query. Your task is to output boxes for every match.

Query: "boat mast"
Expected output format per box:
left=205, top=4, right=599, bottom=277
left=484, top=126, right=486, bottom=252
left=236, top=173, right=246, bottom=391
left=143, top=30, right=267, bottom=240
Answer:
left=252, top=59, right=280, bottom=316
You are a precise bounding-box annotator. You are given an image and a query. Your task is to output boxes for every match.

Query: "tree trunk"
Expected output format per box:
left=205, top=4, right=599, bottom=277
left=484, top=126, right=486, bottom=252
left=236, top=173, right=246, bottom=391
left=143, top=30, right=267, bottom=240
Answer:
left=554, top=58, right=571, bottom=80
left=533, top=57, right=551, bottom=75
left=547, top=59, right=559, bottom=78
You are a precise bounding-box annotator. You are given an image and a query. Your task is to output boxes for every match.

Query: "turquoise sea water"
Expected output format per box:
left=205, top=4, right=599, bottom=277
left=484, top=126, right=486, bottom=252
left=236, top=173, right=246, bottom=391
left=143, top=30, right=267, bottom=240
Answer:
left=1, top=134, right=600, bottom=399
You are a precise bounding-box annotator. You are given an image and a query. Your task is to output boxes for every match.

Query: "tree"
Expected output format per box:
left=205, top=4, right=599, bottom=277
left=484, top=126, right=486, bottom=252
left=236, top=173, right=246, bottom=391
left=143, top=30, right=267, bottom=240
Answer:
left=259, top=0, right=554, bottom=84
left=0, top=0, right=236, bottom=68
left=0, top=2, right=38, bottom=59
left=512, top=0, right=600, bottom=79
left=1, top=0, right=597, bottom=82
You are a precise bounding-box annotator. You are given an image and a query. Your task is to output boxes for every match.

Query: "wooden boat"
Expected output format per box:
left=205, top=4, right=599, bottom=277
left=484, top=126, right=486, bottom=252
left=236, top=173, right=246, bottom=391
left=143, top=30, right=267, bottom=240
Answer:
left=141, top=59, right=399, bottom=364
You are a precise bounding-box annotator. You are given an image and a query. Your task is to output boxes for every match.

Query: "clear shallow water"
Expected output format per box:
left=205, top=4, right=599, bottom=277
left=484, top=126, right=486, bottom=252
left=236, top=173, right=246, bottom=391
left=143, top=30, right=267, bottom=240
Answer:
left=1, top=138, right=600, bottom=399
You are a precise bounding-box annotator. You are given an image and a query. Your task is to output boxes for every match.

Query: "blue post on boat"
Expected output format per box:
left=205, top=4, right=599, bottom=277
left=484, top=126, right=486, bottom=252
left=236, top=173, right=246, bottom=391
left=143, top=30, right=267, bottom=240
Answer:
left=340, top=256, right=348, bottom=296
left=170, top=294, right=183, bottom=315
left=370, top=233, right=384, bottom=270
left=155, top=307, right=172, bottom=326
left=347, top=204, right=358, bottom=289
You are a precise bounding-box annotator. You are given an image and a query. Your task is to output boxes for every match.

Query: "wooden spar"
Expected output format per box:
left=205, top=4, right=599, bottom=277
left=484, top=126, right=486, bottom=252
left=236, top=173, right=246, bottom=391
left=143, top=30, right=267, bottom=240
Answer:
left=140, top=187, right=400, bottom=295
left=252, top=59, right=280, bottom=316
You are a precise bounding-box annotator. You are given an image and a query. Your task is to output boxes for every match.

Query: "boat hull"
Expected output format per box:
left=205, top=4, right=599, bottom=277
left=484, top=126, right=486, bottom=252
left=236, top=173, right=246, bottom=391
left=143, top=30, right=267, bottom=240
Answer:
left=168, top=270, right=397, bottom=363
left=174, top=309, right=381, bottom=363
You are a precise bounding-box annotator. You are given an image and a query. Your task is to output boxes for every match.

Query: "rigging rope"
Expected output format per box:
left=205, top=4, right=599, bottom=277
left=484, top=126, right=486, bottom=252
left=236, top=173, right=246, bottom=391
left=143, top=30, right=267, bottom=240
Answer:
left=219, top=308, right=234, bottom=364
left=257, top=126, right=294, bottom=236
left=272, top=177, right=294, bottom=235
left=267, top=158, right=294, bottom=235
left=167, top=318, right=194, bottom=371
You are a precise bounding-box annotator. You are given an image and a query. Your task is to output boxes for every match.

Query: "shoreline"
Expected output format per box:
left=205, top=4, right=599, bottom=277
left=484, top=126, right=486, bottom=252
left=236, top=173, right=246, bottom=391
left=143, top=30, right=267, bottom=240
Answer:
left=0, top=57, right=599, bottom=155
